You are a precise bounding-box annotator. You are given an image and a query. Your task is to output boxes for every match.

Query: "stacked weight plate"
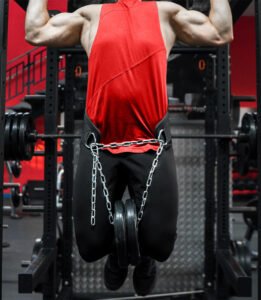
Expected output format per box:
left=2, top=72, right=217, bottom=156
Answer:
left=4, top=112, right=35, bottom=161
left=72, top=115, right=205, bottom=295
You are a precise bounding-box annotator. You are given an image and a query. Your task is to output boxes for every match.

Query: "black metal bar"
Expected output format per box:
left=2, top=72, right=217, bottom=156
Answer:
left=255, top=1, right=261, bottom=300
left=216, top=250, right=252, bottom=297
left=34, top=151, right=63, bottom=156
left=42, top=48, right=59, bottom=299
left=171, top=47, right=217, bottom=54
left=0, top=1, right=9, bottom=299
left=37, top=134, right=80, bottom=139
left=60, top=53, right=74, bottom=293
left=229, top=206, right=257, bottom=213
left=18, top=248, right=56, bottom=293
left=216, top=45, right=231, bottom=300
left=204, top=55, right=217, bottom=293
left=34, top=133, right=246, bottom=140
left=168, top=105, right=206, bottom=113
left=59, top=46, right=217, bottom=55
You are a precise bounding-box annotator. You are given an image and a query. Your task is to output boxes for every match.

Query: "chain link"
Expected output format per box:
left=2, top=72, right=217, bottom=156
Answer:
left=85, top=130, right=167, bottom=226
left=137, top=139, right=165, bottom=223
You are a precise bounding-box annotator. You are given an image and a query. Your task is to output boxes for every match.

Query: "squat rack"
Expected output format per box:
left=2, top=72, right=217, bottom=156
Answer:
left=0, top=0, right=261, bottom=300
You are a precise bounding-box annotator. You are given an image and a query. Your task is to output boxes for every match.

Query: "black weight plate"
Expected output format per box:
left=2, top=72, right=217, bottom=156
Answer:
left=11, top=113, right=23, bottom=160
left=114, top=201, right=128, bottom=268
left=4, top=113, right=15, bottom=160
left=125, top=199, right=140, bottom=266
left=241, top=113, right=257, bottom=159
left=25, top=113, right=35, bottom=160
left=19, top=113, right=34, bottom=160
left=25, top=114, right=35, bottom=160
left=18, top=114, right=27, bottom=160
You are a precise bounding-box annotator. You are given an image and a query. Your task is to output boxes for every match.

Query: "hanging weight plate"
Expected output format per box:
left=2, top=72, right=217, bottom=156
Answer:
left=114, top=201, right=128, bottom=268
left=4, top=113, right=15, bottom=160
left=11, top=112, right=23, bottom=160
left=125, top=199, right=140, bottom=266
left=19, top=113, right=34, bottom=160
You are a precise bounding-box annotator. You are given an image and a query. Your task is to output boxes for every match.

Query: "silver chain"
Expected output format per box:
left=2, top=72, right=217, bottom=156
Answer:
left=137, top=139, right=165, bottom=223
left=85, top=130, right=167, bottom=226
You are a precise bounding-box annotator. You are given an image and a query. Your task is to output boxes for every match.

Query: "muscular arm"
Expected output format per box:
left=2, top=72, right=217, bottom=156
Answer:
left=170, top=0, right=233, bottom=46
left=25, top=0, right=87, bottom=47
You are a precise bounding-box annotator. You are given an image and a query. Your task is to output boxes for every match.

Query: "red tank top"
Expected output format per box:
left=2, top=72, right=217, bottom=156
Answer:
left=86, top=0, right=168, bottom=153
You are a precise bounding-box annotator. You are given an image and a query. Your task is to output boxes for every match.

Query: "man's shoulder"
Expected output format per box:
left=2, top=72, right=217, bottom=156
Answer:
left=156, top=1, right=182, bottom=16
left=77, top=4, right=102, bottom=20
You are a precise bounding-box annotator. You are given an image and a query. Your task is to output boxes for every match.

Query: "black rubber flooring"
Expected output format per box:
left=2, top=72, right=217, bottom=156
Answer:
left=2, top=211, right=258, bottom=300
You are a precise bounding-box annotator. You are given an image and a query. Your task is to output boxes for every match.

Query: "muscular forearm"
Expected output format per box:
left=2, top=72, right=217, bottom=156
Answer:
left=25, top=0, right=50, bottom=40
left=209, top=0, right=233, bottom=39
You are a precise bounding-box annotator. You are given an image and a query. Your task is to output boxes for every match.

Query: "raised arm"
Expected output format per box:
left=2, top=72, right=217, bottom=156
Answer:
left=170, top=0, right=233, bottom=46
left=25, top=0, right=87, bottom=47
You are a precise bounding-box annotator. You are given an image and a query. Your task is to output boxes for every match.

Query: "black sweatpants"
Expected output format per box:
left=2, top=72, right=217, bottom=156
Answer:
left=73, top=115, right=179, bottom=263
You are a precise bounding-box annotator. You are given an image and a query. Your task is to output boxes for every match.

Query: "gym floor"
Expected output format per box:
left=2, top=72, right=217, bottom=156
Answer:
left=2, top=208, right=258, bottom=300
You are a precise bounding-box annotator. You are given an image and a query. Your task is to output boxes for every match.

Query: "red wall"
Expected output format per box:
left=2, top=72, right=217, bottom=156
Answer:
left=7, top=0, right=67, bottom=61
left=231, top=16, right=257, bottom=107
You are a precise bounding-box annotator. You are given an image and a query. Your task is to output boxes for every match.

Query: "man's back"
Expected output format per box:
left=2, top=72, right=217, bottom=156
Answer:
left=85, top=0, right=169, bottom=153
left=79, top=1, right=176, bottom=59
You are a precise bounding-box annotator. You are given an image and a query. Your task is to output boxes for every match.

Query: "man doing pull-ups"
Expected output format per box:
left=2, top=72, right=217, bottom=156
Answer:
left=25, top=0, right=233, bottom=296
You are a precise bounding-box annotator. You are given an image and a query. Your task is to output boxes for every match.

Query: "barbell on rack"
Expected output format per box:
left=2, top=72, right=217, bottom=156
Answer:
left=4, top=111, right=257, bottom=161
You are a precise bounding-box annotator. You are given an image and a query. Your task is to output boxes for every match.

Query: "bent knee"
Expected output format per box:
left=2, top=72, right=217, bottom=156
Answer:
left=142, top=233, right=177, bottom=262
left=76, top=241, right=110, bottom=263
left=78, top=248, right=104, bottom=263
left=75, top=234, right=113, bottom=263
